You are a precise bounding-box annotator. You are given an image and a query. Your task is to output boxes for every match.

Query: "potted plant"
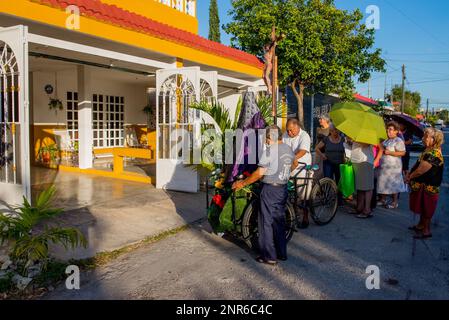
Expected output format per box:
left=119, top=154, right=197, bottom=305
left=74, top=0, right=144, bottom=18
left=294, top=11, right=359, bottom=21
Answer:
left=38, top=144, right=59, bottom=167
left=48, top=98, right=63, bottom=112
left=143, top=104, right=155, bottom=130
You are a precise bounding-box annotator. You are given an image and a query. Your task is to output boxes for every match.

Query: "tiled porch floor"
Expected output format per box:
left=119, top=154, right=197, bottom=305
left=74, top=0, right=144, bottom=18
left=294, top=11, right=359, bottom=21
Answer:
left=31, top=166, right=206, bottom=260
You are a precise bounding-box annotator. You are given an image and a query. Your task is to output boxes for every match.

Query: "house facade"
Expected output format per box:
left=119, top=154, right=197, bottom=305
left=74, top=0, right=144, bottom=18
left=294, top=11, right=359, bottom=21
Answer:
left=0, top=0, right=266, bottom=204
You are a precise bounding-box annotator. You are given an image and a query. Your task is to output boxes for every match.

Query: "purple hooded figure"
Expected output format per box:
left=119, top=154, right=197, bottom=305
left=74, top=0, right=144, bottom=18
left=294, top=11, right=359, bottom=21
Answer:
left=226, top=91, right=266, bottom=182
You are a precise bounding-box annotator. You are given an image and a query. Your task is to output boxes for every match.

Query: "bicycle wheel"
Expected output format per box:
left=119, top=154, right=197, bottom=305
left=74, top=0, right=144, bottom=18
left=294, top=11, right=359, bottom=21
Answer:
left=309, top=177, right=338, bottom=225
left=241, top=200, right=296, bottom=248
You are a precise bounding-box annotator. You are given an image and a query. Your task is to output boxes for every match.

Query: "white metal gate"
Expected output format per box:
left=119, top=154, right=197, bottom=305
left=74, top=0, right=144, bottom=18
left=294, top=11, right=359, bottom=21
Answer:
left=0, top=26, right=30, bottom=205
left=156, top=67, right=201, bottom=192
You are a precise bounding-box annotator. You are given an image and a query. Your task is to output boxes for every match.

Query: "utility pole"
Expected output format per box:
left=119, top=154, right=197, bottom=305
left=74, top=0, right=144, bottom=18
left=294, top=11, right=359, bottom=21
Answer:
left=426, top=98, right=429, bottom=119
left=401, top=64, right=406, bottom=114
left=368, top=77, right=371, bottom=98
left=384, top=73, right=387, bottom=100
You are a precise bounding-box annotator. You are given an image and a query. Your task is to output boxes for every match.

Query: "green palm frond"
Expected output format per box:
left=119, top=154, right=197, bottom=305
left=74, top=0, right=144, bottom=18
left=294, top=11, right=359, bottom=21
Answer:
left=256, top=96, right=284, bottom=126
left=232, top=96, right=243, bottom=129
left=1, top=186, right=87, bottom=274
left=190, top=100, right=233, bottom=133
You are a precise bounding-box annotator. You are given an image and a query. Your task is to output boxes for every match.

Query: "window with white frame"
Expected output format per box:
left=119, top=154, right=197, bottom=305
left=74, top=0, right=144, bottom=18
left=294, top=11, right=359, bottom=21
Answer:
left=66, top=91, right=78, bottom=145
left=92, top=94, right=125, bottom=148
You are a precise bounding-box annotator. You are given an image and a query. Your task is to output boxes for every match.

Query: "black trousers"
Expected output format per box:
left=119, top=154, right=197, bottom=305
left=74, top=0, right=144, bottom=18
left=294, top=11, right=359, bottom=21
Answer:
left=258, top=183, right=288, bottom=261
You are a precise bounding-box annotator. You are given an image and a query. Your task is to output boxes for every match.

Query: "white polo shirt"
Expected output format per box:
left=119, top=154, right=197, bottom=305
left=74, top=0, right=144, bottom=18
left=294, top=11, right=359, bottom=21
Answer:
left=282, top=129, right=312, bottom=166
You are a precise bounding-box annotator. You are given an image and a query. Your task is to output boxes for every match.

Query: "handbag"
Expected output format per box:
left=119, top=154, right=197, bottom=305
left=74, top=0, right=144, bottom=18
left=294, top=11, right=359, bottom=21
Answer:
left=338, top=162, right=355, bottom=198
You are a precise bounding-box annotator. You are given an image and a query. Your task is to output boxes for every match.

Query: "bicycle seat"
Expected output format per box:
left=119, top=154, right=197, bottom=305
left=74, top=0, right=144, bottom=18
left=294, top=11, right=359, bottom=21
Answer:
left=305, top=164, right=320, bottom=171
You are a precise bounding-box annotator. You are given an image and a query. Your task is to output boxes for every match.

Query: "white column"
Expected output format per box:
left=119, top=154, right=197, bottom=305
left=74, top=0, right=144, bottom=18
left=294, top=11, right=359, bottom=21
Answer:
left=77, top=65, right=93, bottom=169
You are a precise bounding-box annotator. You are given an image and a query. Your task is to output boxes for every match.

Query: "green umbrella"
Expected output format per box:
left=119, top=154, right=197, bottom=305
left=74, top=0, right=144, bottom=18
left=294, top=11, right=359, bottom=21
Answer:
left=330, top=101, right=387, bottom=145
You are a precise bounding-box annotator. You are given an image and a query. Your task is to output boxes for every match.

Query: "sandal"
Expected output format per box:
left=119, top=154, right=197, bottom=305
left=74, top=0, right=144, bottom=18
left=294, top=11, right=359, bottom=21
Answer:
left=385, top=203, right=399, bottom=209
left=356, top=213, right=373, bottom=219
left=255, top=256, right=278, bottom=265
left=408, top=225, right=424, bottom=232
left=413, top=233, right=432, bottom=239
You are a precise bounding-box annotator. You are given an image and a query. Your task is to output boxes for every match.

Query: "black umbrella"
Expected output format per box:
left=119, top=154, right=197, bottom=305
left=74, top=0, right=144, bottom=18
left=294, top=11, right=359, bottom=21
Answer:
left=384, top=113, right=425, bottom=138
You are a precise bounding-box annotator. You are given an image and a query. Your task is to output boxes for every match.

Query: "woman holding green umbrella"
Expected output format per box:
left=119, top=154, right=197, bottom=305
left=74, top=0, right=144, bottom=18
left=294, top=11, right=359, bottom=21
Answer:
left=330, top=102, right=386, bottom=218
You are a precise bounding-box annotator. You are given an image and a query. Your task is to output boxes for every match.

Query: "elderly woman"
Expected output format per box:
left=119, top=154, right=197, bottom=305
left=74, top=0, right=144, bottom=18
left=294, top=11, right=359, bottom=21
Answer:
left=350, top=140, right=382, bottom=218
left=377, top=121, right=406, bottom=209
left=314, top=114, right=331, bottom=179
left=406, top=128, right=444, bottom=239
left=316, top=114, right=331, bottom=143
left=315, top=123, right=345, bottom=183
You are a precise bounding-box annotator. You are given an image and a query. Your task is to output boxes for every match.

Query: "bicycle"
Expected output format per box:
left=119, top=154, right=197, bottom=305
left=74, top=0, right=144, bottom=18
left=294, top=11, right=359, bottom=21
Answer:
left=288, top=162, right=339, bottom=227
left=206, top=163, right=338, bottom=248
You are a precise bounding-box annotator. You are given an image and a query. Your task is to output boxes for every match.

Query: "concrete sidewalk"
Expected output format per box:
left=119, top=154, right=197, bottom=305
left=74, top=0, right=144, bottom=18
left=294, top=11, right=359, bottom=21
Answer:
left=31, top=167, right=206, bottom=260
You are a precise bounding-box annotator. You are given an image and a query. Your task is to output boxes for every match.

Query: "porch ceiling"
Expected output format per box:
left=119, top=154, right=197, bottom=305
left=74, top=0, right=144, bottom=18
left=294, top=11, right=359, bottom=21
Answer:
left=29, top=55, right=155, bottom=86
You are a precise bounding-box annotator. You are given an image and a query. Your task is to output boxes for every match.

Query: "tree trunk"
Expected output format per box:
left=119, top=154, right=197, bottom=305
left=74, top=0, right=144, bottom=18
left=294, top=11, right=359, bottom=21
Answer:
left=290, top=80, right=305, bottom=128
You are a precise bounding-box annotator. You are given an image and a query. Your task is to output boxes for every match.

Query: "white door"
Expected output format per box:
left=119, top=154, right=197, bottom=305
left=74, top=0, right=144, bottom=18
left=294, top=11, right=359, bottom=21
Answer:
left=156, top=67, right=200, bottom=192
left=0, top=25, right=31, bottom=205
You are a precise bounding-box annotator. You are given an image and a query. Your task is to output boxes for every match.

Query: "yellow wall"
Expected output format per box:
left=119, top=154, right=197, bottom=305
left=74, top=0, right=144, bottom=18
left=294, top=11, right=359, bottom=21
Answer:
left=1, top=1, right=262, bottom=78
left=32, top=124, right=67, bottom=167
left=129, top=125, right=157, bottom=154
left=100, top=0, right=198, bottom=34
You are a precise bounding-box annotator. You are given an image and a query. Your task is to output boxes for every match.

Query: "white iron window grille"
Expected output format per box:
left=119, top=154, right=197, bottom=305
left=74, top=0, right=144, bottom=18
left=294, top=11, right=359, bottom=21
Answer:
left=93, top=94, right=125, bottom=148
left=0, top=41, right=20, bottom=185
left=66, top=91, right=79, bottom=146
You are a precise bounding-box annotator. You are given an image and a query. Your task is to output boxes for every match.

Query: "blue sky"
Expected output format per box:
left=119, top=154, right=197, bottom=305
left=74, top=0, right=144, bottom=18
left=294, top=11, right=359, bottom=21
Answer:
left=197, top=0, right=449, bottom=110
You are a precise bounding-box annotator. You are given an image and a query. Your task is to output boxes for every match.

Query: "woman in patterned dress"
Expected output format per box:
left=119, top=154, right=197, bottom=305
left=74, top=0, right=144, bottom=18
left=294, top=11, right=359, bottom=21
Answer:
left=405, top=128, right=445, bottom=239
left=377, top=121, right=406, bottom=209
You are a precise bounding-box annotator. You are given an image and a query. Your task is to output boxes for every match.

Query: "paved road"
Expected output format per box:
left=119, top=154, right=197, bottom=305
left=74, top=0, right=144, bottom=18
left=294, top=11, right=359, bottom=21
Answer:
left=45, top=131, right=449, bottom=300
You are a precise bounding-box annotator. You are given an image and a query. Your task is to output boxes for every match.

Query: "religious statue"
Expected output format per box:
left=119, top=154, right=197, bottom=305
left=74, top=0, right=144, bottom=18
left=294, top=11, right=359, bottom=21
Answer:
left=263, top=26, right=285, bottom=94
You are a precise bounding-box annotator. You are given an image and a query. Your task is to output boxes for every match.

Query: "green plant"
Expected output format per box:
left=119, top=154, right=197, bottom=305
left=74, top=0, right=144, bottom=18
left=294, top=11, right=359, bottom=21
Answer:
left=255, top=95, right=284, bottom=126
left=0, top=186, right=87, bottom=275
left=38, top=144, right=59, bottom=163
left=142, top=104, right=154, bottom=115
left=224, top=0, right=385, bottom=126
left=0, top=273, right=14, bottom=293
left=208, top=0, right=221, bottom=43
left=48, top=98, right=63, bottom=111
left=189, top=95, right=283, bottom=175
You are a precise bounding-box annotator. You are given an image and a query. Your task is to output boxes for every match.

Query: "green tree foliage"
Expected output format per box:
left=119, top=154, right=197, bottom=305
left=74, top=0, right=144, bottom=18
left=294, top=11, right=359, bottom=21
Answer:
left=208, top=0, right=221, bottom=43
left=438, top=109, right=449, bottom=123
left=387, top=85, right=421, bottom=116
left=224, top=0, right=385, bottom=126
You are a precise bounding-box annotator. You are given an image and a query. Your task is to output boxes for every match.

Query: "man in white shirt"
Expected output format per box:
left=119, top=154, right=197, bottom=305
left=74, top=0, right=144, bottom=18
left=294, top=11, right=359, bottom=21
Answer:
left=282, top=118, right=312, bottom=168
left=282, top=118, right=312, bottom=228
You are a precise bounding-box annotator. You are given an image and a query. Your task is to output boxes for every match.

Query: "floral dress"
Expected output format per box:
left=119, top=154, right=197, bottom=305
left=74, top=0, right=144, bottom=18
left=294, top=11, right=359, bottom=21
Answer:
left=409, top=148, right=444, bottom=218
left=377, top=137, right=406, bottom=194
left=410, top=148, right=444, bottom=195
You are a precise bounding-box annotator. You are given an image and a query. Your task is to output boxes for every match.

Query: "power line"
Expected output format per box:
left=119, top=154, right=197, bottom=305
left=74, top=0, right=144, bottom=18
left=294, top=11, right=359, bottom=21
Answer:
left=385, top=58, right=449, bottom=64
left=405, top=65, right=449, bottom=77
left=385, top=52, right=449, bottom=56
left=409, top=78, right=449, bottom=85
left=381, top=0, right=449, bottom=50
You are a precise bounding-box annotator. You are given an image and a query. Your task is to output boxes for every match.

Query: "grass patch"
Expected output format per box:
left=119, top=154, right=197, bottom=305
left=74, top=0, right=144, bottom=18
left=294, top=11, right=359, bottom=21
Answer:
left=33, top=260, right=69, bottom=288
left=0, top=273, right=14, bottom=293
left=72, top=225, right=189, bottom=270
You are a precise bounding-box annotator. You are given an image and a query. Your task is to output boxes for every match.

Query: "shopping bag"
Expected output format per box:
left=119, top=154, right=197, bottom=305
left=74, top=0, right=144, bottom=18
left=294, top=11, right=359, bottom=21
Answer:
left=398, top=174, right=410, bottom=193
left=338, top=162, right=355, bottom=198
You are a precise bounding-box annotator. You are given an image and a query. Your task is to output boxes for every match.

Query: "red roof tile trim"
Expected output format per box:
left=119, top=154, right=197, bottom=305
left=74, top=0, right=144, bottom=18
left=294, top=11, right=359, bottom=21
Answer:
left=354, top=93, right=378, bottom=106
left=32, top=0, right=264, bottom=70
